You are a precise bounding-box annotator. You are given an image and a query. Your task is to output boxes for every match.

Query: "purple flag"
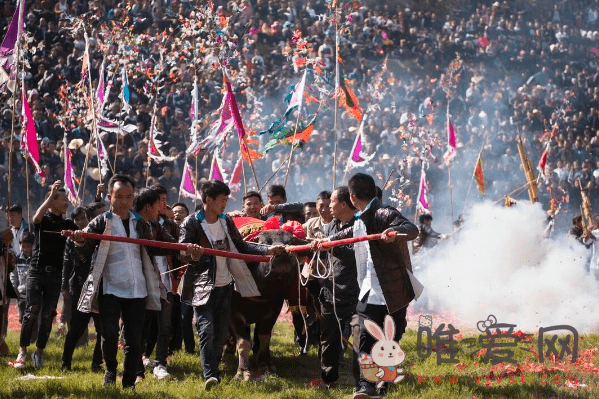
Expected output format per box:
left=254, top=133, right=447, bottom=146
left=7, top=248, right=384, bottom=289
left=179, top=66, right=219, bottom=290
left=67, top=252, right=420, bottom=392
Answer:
left=0, top=0, right=25, bottom=56
left=180, top=158, right=199, bottom=199
left=209, top=153, right=224, bottom=182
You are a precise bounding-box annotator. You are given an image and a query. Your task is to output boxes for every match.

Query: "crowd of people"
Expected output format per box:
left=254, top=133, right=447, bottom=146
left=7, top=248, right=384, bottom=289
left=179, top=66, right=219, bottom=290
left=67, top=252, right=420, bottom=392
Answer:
left=0, top=0, right=598, bottom=235
left=0, top=172, right=415, bottom=399
left=1, top=0, right=599, bottom=396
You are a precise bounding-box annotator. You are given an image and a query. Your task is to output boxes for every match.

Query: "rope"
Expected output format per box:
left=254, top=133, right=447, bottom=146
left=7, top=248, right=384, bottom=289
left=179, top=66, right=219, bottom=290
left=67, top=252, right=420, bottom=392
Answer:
left=60, top=230, right=271, bottom=263
left=329, top=250, right=344, bottom=350
left=297, top=255, right=309, bottom=354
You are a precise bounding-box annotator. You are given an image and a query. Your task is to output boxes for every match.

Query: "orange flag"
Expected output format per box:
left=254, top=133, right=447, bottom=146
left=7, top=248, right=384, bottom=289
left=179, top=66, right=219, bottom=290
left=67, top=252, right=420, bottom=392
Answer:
left=474, top=155, right=485, bottom=195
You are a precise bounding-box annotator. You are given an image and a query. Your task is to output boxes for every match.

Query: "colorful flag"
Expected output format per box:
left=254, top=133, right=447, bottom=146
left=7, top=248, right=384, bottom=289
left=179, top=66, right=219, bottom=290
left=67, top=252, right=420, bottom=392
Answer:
left=474, top=155, right=485, bottom=195
left=417, top=167, right=429, bottom=211
left=346, top=116, right=375, bottom=171
left=180, top=158, right=199, bottom=199
left=443, top=119, right=457, bottom=164
left=285, top=69, right=307, bottom=116
left=63, top=135, right=79, bottom=206
left=147, top=113, right=176, bottom=163
left=0, top=0, right=25, bottom=89
left=338, top=77, right=362, bottom=122
left=20, top=89, right=45, bottom=184
left=537, top=141, right=550, bottom=182
left=209, top=152, right=224, bottom=182
left=121, top=65, right=131, bottom=112
left=229, top=157, right=243, bottom=193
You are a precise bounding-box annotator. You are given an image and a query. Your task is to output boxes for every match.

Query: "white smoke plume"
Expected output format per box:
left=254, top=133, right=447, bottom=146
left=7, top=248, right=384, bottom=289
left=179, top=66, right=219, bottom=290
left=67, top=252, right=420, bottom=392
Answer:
left=415, top=201, right=599, bottom=333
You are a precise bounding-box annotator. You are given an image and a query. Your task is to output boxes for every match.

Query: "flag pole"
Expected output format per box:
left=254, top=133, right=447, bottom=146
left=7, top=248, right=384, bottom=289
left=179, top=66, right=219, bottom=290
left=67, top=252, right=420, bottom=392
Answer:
left=241, top=152, right=248, bottom=195
left=446, top=101, right=455, bottom=229
left=332, top=8, right=340, bottom=189
left=194, top=153, right=199, bottom=209
left=7, top=14, right=22, bottom=210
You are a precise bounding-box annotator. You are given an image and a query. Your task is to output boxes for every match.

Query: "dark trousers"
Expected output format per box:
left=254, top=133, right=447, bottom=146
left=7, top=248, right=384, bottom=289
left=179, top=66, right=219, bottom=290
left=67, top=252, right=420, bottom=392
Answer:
left=99, top=294, right=146, bottom=388
left=169, top=294, right=182, bottom=353
left=62, top=289, right=102, bottom=369
left=140, top=293, right=173, bottom=369
left=19, top=269, right=62, bottom=349
left=356, top=295, right=407, bottom=390
left=181, top=302, right=195, bottom=353
left=319, top=302, right=354, bottom=383
left=194, top=284, right=232, bottom=380
left=18, top=295, right=39, bottom=343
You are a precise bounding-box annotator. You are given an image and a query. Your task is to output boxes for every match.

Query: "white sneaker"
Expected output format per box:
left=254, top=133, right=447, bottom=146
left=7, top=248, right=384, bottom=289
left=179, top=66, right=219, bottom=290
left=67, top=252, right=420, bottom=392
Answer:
left=142, top=356, right=156, bottom=368
left=205, top=376, right=219, bottom=391
left=32, top=351, right=43, bottom=369
left=14, top=352, right=26, bottom=369
left=153, top=365, right=170, bottom=379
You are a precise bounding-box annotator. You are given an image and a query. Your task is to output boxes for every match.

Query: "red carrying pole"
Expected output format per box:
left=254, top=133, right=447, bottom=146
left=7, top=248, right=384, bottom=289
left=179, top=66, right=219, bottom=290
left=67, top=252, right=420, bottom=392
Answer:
left=61, top=230, right=272, bottom=263
left=285, top=231, right=403, bottom=253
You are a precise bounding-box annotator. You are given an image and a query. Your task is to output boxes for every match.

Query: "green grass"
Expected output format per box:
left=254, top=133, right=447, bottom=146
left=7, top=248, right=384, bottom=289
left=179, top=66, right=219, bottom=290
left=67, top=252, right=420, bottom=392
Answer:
left=1, top=321, right=598, bottom=398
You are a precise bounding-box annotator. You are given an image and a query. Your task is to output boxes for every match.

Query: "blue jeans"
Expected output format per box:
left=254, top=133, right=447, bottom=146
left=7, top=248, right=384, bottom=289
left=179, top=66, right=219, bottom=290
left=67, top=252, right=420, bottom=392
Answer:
left=194, top=284, right=232, bottom=381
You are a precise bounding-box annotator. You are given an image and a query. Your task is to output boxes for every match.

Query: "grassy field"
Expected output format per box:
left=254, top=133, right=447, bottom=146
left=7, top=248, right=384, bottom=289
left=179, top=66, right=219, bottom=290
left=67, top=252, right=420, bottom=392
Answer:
left=0, top=307, right=598, bottom=399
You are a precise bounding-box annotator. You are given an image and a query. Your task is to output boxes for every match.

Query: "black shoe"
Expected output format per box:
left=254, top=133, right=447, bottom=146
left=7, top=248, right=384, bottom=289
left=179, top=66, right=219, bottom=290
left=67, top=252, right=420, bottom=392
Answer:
left=353, top=385, right=380, bottom=399
left=91, top=364, right=103, bottom=373
left=103, top=370, right=117, bottom=387
left=60, top=363, right=71, bottom=371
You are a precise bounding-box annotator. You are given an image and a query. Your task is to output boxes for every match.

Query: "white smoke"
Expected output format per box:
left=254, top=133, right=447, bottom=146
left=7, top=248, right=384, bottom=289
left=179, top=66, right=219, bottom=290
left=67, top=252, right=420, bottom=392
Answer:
left=415, top=201, right=599, bottom=333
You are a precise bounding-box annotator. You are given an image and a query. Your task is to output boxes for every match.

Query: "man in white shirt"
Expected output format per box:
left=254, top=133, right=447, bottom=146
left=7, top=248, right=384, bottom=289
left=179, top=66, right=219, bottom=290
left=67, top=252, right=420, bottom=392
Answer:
left=72, top=175, right=200, bottom=388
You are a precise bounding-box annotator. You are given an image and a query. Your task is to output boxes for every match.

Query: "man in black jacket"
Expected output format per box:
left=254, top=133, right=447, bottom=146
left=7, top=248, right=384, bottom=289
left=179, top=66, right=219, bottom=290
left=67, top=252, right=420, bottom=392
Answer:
left=413, top=214, right=446, bottom=255
left=314, top=173, right=419, bottom=399
left=316, top=186, right=359, bottom=388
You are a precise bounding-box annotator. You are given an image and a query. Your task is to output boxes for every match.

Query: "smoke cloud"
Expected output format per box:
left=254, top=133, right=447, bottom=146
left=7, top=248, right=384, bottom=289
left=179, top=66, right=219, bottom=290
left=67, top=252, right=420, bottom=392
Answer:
left=416, top=201, right=599, bottom=333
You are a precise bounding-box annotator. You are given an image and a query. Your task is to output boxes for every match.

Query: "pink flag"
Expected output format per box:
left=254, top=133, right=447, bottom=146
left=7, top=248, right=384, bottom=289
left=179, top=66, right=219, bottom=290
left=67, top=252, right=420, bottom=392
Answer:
left=20, top=90, right=46, bottom=184
left=224, top=73, right=247, bottom=140
left=417, top=168, right=429, bottom=211
left=228, top=157, right=243, bottom=193
left=96, top=58, right=106, bottom=113
left=63, top=135, right=79, bottom=206
left=93, top=127, right=110, bottom=178
left=180, top=158, right=199, bottom=199
left=346, top=116, right=375, bottom=171
left=209, top=153, right=224, bottom=182
left=444, top=119, right=457, bottom=164
left=448, top=120, right=456, bottom=149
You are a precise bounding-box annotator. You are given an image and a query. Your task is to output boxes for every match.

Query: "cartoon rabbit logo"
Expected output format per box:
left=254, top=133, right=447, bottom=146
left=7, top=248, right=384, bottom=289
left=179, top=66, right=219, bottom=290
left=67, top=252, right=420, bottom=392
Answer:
left=358, top=315, right=406, bottom=389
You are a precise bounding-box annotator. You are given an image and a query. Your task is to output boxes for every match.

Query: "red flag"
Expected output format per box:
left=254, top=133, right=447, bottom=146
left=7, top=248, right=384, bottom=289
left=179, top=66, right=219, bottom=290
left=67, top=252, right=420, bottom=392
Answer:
left=537, top=141, right=550, bottom=182
left=229, top=157, right=243, bottom=193
left=474, top=155, right=485, bottom=195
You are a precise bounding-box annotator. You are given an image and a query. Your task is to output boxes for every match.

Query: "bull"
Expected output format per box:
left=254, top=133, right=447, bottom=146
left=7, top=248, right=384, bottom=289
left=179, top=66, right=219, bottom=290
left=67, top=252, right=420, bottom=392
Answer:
left=230, top=229, right=309, bottom=380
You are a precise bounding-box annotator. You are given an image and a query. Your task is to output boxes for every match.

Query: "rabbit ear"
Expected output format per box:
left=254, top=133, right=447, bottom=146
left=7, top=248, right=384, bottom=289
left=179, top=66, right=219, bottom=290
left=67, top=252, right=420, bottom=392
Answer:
left=364, top=319, right=385, bottom=341
left=384, top=315, right=396, bottom=340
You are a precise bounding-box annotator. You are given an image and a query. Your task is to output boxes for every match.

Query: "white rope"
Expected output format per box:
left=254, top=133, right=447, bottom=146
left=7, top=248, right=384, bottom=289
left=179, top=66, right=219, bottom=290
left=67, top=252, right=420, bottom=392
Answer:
left=296, top=255, right=309, bottom=354
left=328, top=250, right=345, bottom=350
